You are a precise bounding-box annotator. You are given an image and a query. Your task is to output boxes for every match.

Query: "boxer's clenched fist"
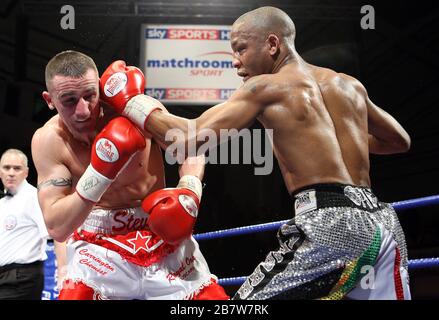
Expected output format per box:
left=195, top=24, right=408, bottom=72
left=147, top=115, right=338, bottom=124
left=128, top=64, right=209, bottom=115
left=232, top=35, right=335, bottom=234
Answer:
left=100, top=61, right=164, bottom=131
left=142, top=176, right=202, bottom=245
left=76, top=116, right=145, bottom=202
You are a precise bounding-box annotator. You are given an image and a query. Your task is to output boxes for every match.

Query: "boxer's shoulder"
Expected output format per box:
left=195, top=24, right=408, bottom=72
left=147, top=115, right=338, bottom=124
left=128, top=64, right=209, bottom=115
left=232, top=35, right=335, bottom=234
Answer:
left=33, top=116, right=68, bottom=150
left=32, top=115, right=81, bottom=168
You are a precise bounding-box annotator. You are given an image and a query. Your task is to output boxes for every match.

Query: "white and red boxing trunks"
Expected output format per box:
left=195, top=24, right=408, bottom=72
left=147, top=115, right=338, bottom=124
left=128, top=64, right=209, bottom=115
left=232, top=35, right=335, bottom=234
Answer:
left=59, top=207, right=228, bottom=300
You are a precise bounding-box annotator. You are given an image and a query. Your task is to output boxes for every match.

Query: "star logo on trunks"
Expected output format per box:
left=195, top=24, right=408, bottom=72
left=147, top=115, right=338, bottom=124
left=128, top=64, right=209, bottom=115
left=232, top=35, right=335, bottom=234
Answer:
left=127, top=231, right=158, bottom=254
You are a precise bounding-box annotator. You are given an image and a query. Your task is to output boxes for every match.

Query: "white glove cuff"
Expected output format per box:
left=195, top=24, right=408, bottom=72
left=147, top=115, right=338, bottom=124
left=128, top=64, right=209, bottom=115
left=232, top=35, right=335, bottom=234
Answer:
left=125, top=94, right=163, bottom=130
left=177, top=175, right=203, bottom=201
left=76, top=165, right=114, bottom=203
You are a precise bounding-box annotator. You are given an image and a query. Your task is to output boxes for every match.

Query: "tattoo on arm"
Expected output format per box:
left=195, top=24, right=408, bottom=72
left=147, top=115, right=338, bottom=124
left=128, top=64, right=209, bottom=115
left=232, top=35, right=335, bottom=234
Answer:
left=245, top=83, right=258, bottom=94
left=38, top=178, right=72, bottom=191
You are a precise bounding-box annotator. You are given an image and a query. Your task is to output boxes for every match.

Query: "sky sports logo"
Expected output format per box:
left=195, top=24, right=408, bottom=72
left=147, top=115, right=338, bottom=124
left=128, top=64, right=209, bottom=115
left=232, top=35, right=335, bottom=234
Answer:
left=146, top=28, right=230, bottom=40
left=145, top=88, right=235, bottom=101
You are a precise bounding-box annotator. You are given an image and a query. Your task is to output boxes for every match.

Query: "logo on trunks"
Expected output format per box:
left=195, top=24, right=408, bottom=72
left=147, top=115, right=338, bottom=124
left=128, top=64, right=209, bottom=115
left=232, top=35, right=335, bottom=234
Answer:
left=166, top=255, right=196, bottom=282
left=112, top=211, right=148, bottom=233
left=78, top=249, right=115, bottom=276
left=344, top=186, right=378, bottom=210
left=95, top=138, right=120, bottom=163
left=103, top=72, right=128, bottom=97
left=178, top=195, right=198, bottom=218
left=294, top=190, right=317, bottom=215
left=127, top=231, right=163, bottom=254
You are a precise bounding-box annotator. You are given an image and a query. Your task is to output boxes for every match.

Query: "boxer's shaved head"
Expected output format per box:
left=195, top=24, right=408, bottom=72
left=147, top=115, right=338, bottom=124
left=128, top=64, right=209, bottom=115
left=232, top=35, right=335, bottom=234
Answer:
left=45, top=50, right=98, bottom=90
left=233, top=6, right=296, bottom=42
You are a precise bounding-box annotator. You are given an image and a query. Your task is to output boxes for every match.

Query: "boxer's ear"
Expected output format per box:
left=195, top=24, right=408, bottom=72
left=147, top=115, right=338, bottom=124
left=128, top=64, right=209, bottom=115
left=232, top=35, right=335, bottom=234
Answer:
left=42, top=91, right=55, bottom=110
left=267, top=34, right=280, bottom=56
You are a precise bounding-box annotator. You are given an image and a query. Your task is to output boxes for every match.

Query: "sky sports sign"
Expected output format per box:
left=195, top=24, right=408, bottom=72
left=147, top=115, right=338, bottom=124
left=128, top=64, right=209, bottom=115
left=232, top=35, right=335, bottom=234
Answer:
left=140, top=25, right=242, bottom=105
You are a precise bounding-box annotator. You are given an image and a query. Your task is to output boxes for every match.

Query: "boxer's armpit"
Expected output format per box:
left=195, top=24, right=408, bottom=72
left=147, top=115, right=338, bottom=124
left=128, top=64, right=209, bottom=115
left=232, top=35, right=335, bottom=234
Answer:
left=38, top=178, right=72, bottom=191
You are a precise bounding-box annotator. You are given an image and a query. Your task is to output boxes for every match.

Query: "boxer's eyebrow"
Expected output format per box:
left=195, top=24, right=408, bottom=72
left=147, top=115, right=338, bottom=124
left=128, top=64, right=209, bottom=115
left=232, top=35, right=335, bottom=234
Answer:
left=84, top=87, right=97, bottom=93
left=59, top=86, right=96, bottom=98
left=59, top=91, right=77, bottom=99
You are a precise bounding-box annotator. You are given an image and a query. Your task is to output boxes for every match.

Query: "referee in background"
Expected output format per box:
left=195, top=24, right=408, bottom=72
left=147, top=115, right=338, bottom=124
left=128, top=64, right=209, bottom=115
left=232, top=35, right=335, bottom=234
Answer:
left=0, top=149, right=49, bottom=300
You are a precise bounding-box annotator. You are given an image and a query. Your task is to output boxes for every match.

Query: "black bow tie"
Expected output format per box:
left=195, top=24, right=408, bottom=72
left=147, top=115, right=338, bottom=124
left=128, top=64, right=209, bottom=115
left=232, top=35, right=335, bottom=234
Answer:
left=1, top=191, right=13, bottom=198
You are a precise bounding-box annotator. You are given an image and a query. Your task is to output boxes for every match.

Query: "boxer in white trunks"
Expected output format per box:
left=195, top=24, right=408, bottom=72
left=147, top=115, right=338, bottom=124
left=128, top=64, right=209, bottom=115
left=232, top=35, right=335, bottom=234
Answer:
left=31, top=50, right=228, bottom=300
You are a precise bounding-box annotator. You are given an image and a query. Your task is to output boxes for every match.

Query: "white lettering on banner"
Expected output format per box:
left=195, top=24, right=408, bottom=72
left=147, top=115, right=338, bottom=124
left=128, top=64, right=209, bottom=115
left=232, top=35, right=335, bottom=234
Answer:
left=147, top=28, right=230, bottom=41
left=167, top=88, right=218, bottom=101
left=146, top=28, right=167, bottom=39
left=190, top=70, right=224, bottom=77
left=219, top=29, right=230, bottom=40
left=145, top=88, right=166, bottom=100
left=145, top=88, right=235, bottom=101
left=220, top=89, right=235, bottom=100
left=169, top=29, right=219, bottom=40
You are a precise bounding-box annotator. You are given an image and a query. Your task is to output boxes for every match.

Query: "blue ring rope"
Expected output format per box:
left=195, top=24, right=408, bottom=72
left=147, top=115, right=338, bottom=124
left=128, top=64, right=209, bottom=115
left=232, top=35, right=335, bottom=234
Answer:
left=191, top=194, right=439, bottom=286
left=218, top=258, right=439, bottom=286
left=194, top=195, right=439, bottom=241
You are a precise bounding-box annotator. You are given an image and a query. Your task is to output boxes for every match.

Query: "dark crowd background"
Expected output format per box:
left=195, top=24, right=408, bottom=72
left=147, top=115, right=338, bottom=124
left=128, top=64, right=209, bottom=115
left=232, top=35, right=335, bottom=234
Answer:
left=0, top=0, right=438, bottom=298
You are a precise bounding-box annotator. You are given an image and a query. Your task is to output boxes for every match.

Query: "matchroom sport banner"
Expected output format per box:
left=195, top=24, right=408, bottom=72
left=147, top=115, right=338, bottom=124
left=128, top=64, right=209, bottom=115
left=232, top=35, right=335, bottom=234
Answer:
left=141, top=24, right=242, bottom=105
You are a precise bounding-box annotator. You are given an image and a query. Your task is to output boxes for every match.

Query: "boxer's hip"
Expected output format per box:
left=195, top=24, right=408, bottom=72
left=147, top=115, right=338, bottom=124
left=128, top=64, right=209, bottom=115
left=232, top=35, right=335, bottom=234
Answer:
left=290, top=183, right=408, bottom=268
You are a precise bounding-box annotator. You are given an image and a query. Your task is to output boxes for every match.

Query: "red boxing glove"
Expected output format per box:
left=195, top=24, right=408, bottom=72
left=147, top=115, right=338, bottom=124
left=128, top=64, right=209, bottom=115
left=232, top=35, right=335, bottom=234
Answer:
left=76, top=117, right=146, bottom=202
left=100, top=60, right=164, bottom=131
left=142, top=176, right=203, bottom=245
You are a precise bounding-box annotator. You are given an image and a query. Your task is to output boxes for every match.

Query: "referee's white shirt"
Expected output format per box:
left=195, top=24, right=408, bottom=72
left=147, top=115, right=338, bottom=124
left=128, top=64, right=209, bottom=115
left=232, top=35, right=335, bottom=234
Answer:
left=0, top=180, right=49, bottom=266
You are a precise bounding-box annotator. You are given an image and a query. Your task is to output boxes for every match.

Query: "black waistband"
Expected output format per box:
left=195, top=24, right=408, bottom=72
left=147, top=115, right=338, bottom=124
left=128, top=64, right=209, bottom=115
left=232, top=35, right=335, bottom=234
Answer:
left=0, top=260, right=44, bottom=274
left=291, top=183, right=381, bottom=213
left=291, top=183, right=373, bottom=197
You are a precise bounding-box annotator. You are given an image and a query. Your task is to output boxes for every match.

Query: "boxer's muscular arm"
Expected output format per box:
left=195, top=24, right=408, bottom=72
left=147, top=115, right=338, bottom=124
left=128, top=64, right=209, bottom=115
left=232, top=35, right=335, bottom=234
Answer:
left=146, top=77, right=267, bottom=152
left=31, top=129, right=94, bottom=242
left=179, top=155, right=205, bottom=181
left=366, top=97, right=411, bottom=155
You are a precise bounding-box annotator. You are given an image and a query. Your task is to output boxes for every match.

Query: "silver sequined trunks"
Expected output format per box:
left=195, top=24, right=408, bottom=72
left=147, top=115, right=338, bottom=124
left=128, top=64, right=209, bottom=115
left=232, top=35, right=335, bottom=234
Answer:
left=233, top=183, right=409, bottom=300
